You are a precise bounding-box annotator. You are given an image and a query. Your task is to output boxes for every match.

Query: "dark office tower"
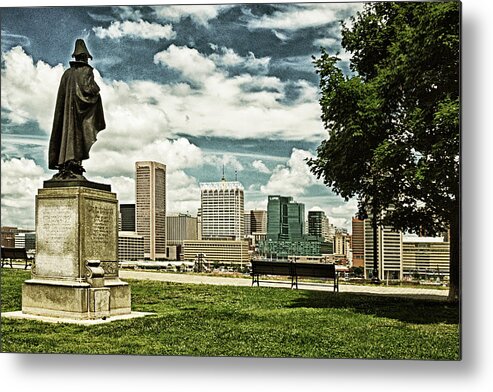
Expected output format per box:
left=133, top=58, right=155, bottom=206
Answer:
left=267, top=195, right=305, bottom=241
left=136, top=161, right=166, bottom=260
left=308, top=210, right=330, bottom=240
left=119, top=204, right=136, bottom=231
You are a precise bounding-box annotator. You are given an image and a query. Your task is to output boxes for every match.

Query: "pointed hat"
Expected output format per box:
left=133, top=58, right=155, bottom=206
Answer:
left=72, top=39, right=93, bottom=59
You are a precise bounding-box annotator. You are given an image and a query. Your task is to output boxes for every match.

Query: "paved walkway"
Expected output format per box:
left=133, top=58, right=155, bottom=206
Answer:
left=120, top=270, right=449, bottom=300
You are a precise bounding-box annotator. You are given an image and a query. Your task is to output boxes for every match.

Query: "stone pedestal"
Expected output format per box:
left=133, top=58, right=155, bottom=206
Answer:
left=22, top=183, right=131, bottom=320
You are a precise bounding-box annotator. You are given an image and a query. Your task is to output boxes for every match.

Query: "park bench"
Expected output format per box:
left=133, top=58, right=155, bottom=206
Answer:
left=292, top=262, right=339, bottom=292
left=251, top=260, right=339, bottom=292
left=1, top=247, right=32, bottom=269
left=251, top=260, right=296, bottom=288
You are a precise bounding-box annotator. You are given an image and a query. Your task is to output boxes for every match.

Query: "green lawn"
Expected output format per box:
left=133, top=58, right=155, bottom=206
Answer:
left=1, top=269, right=460, bottom=359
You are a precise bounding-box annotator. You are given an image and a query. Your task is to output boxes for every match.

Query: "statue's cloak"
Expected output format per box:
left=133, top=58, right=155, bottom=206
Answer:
left=48, top=61, right=105, bottom=169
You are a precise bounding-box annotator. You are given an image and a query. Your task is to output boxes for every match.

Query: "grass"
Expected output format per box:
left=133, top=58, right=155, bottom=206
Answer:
left=1, top=269, right=460, bottom=359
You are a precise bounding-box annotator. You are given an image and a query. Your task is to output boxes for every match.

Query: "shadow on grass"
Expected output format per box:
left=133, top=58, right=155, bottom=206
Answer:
left=288, top=290, right=459, bottom=325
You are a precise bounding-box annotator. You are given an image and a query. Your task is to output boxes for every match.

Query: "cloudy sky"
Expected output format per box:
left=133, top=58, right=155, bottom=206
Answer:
left=1, top=1, right=363, bottom=231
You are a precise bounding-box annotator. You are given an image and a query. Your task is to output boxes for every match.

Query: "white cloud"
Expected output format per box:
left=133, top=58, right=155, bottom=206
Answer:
left=85, top=137, right=204, bottom=178
left=155, top=44, right=270, bottom=83
left=330, top=217, right=351, bottom=230
left=152, top=45, right=323, bottom=140
left=93, top=19, right=176, bottom=41
left=204, top=153, right=244, bottom=173
left=113, top=6, right=144, bottom=22
left=87, top=175, right=135, bottom=204
left=329, top=198, right=358, bottom=217
left=151, top=5, right=232, bottom=27
left=252, top=159, right=270, bottom=174
left=166, top=170, right=201, bottom=215
left=260, top=148, right=319, bottom=197
left=336, top=48, right=354, bottom=65
left=2, top=45, right=324, bottom=144
left=208, top=45, right=270, bottom=72
left=272, top=30, right=289, bottom=42
left=1, top=46, right=64, bottom=132
left=1, top=158, right=46, bottom=228
left=247, top=3, right=363, bottom=31
left=327, top=198, right=358, bottom=230
left=313, top=37, right=338, bottom=48
left=91, top=169, right=201, bottom=217
left=154, top=44, right=217, bottom=83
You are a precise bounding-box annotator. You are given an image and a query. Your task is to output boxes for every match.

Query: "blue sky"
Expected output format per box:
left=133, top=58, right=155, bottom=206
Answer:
left=1, top=1, right=363, bottom=230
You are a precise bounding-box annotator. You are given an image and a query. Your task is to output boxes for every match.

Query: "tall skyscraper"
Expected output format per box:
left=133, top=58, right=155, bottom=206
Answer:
left=267, top=195, right=304, bottom=241
left=135, top=161, right=166, bottom=260
left=200, top=179, right=244, bottom=240
left=308, top=210, right=330, bottom=241
left=119, top=204, right=136, bottom=231
left=351, top=218, right=365, bottom=268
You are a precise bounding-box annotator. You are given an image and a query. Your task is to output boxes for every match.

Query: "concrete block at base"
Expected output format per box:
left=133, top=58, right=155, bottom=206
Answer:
left=89, top=287, right=110, bottom=320
left=22, top=280, right=91, bottom=320
left=22, top=279, right=132, bottom=320
left=106, top=281, right=131, bottom=316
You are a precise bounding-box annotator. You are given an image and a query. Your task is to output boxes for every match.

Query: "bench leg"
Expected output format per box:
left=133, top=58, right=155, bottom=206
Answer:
left=291, top=274, right=298, bottom=289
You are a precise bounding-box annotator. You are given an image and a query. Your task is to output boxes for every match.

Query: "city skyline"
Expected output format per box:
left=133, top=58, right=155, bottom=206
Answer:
left=1, top=2, right=362, bottom=231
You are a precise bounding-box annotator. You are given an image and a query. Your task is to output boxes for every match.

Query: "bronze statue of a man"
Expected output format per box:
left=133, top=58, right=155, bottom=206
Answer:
left=48, top=39, right=105, bottom=180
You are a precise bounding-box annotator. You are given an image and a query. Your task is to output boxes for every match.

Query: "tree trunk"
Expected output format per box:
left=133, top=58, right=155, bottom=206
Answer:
left=447, top=202, right=460, bottom=302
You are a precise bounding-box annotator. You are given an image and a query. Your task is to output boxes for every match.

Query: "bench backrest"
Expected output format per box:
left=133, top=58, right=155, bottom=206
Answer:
left=294, top=263, right=336, bottom=279
left=1, top=247, right=28, bottom=260
left=251, top=260, right=293, bottom=276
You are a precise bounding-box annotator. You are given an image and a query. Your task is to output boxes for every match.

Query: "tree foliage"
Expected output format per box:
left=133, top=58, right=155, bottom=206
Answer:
left=308, top=2, right=460, bottom=300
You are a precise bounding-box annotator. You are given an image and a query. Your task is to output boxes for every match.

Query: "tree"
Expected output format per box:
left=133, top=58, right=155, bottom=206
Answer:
left=308, top=2, right=460, bottom=301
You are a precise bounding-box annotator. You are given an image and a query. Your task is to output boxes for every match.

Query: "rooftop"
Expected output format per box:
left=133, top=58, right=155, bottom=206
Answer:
left=200, top=181, right=244, bottom=191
